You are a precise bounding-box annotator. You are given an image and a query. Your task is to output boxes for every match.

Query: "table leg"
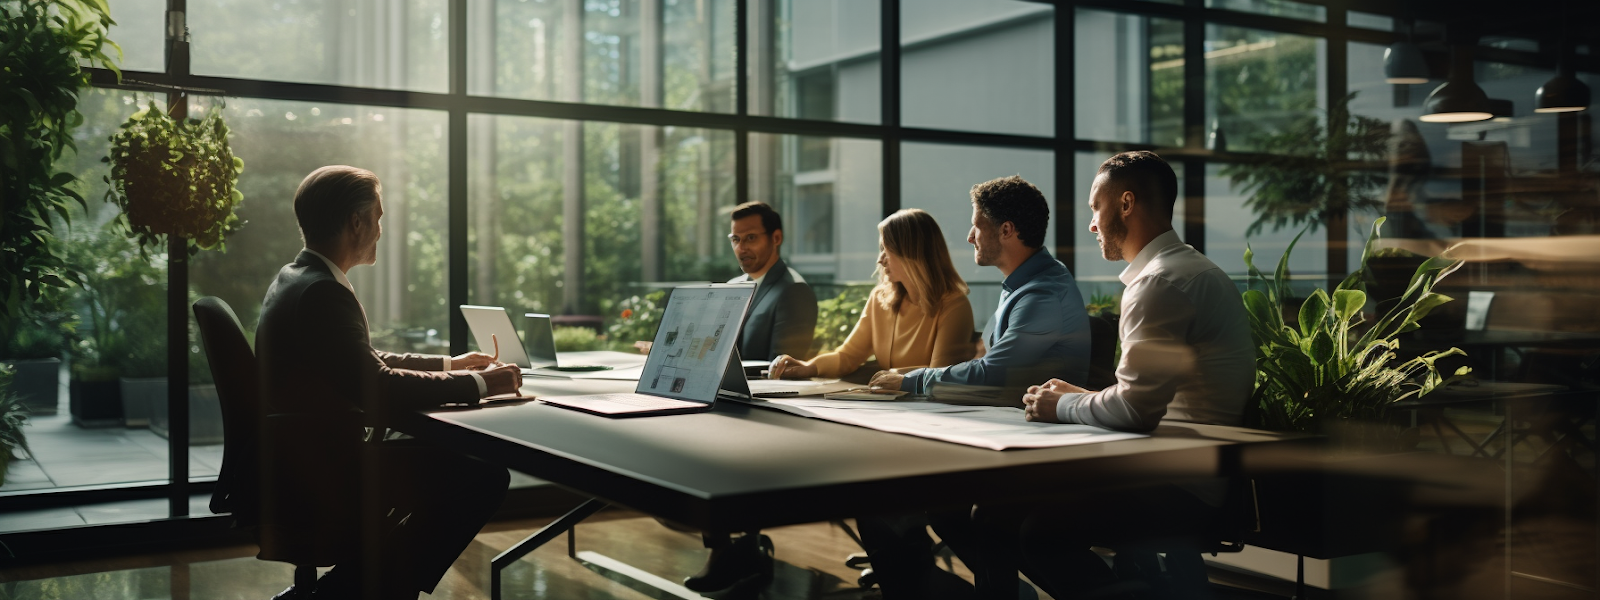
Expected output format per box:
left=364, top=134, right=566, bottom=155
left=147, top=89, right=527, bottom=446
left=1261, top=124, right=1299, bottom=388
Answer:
left=492, top=498, right=609, bottom=600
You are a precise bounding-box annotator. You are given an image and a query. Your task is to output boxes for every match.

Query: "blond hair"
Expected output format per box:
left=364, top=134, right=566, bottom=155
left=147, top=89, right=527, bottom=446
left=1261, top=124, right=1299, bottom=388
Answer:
left=876, top=209, right=968, bottom=315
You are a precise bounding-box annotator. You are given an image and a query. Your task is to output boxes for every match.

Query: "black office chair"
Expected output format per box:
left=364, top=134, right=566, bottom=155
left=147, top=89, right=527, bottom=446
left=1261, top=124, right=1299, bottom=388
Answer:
left=1087, top=314, right=1119, bottom=391
left=195, top=296, right=355, bottom=593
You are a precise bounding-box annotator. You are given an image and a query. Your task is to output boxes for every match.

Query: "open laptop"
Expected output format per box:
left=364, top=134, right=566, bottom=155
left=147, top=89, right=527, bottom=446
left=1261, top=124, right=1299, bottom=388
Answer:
left=538, top=283, right=756, bottom=417
left=521, top=313, right=610, bottom=372
left=460, top=305, right=538, bottom=374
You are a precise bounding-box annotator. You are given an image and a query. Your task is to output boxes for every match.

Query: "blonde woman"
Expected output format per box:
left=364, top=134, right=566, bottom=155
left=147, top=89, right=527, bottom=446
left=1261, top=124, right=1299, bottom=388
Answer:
left=769, top=208, right=975, bottom=380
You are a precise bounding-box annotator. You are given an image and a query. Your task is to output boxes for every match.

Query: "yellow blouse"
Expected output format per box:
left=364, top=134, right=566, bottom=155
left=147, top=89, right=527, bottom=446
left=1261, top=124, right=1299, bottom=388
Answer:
left=808, top=287, right=976, bottom=378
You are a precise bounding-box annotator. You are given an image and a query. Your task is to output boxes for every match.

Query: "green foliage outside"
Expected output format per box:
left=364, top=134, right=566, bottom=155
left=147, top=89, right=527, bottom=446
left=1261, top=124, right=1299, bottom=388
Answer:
left=552, top=326, right=605, bottom=352
left=1086, top=293, right=1120, bottom=319
left=0, top=363, right=33, bottom=486
left=812, top=286, right=874, bottom=355
left=0, top=0, right=119, bottom=341
left=104, top=102, right=245, bottom=254
left=605, top=290, right=670, bottom=351
left=1242, top=217, right=1471, bottom=433
left=1219, top=93, right=1390, bottom=237
left=63, top=219, right=168, bottom=379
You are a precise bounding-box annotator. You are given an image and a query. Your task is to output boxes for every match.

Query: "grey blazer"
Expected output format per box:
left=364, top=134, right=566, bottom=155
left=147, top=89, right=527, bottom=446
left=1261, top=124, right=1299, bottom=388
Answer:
left=727, top=257, right=818, bottom=360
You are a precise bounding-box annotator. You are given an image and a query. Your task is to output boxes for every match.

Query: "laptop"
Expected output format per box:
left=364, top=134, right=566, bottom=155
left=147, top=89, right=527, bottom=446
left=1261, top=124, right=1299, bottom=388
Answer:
left=538, top=283, right=757, bottom=417
left=521, top=313, right=611, bottom=372
left=459, top=305, right=538, bottom=373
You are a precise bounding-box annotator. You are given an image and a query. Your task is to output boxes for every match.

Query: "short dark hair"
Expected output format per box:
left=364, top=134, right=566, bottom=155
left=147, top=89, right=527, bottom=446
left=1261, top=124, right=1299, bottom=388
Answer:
left=731, top=201, right=783, bottom=234
left=1097, top=151, right=1177, bottom=219
left=293, top=165, right=382, bottom=246
left=970, top=175, right=1049, bottom=249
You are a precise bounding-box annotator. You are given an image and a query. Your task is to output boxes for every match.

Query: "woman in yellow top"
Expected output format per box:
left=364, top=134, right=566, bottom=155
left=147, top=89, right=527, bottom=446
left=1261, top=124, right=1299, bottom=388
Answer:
left=768, top=208, right=974, bottom=379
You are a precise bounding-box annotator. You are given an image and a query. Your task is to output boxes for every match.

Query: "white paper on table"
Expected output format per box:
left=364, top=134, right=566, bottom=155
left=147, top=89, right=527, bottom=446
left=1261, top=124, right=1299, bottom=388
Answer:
left=565, top=365, right=648, bottom=380
left=747, top=379, right=858, bottom=396
left=735, top=397, right=1147, bottom=450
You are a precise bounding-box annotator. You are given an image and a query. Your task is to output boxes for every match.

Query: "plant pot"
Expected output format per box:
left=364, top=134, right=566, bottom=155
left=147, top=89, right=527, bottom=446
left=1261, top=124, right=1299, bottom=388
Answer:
left=69, top=379, right=123, bottom=428
left=118, top=377, right=162, bottom=428
left=3, top=358, right=61, bottom=416
left=149, top=383, right=224, bottom=445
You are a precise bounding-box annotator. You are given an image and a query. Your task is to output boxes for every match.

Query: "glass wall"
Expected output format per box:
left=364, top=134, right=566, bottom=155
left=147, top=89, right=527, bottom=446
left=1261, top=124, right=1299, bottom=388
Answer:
left=1074, top=9, right=1184, bottom=146
left=754, top=0, right=881, bottom=123
left=1205, top=24, right=1326, bottom=153
left=900, top=0, right=1053, bottom=136
left=750, top=134, right=882, bottom=286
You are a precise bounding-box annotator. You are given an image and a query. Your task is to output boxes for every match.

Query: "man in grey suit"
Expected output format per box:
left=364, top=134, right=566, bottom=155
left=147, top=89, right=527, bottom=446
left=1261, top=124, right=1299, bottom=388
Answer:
left=679, top=202, right=818, bottom=594
left=725, top=201, right=817, bottom=361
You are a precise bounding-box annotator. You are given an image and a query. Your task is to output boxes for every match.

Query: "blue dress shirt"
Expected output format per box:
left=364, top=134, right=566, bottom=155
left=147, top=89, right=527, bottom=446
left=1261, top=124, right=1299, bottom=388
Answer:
left=900, top=248, right=1090, bottom=396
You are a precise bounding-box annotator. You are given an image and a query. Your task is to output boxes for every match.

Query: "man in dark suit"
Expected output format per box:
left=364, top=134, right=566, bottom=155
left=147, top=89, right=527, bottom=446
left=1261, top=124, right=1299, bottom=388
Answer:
left=257, top=165, right=522, bottom=600
left=678, top=202, right=818, bottom=594
left=725, top=201, right=817, bottom=361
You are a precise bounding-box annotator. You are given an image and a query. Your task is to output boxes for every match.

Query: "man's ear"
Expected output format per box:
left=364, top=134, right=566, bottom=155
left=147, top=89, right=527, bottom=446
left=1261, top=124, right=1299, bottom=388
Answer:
left=999, top=220, right=1017, bottom=240
left=771, top=228, right=783, bottom=248
left=1120, top=190, right=1138, bottom=218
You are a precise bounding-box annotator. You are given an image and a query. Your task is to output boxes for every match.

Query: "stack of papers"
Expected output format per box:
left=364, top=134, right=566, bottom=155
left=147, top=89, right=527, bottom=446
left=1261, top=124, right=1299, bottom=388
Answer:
left=736, top=397, right=1146, bottom=450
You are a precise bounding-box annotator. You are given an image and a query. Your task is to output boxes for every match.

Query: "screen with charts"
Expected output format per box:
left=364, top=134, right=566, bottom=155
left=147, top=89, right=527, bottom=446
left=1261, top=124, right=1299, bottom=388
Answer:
left=635, top=284, right=754, bottom=403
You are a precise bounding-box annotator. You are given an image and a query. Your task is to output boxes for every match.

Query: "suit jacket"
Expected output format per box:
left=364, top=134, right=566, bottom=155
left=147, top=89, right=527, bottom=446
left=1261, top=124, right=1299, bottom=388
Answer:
left=257, top=251, right=479, bottom=427
left=727, top=257, right=818, bottom=360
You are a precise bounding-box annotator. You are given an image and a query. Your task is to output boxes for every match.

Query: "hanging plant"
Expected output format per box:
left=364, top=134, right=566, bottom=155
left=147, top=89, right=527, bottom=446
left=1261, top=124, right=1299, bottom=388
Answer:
left=103, top=101, right=245, bottom=255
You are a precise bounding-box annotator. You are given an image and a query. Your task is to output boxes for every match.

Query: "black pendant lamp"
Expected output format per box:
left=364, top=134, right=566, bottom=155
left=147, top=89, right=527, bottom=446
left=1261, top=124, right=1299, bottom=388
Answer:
left=1384, top=20, right=1429, bottom=84
left=1421, top=44, right=1493, bottom=123
left=1535, top=42, right=1590, bottom=113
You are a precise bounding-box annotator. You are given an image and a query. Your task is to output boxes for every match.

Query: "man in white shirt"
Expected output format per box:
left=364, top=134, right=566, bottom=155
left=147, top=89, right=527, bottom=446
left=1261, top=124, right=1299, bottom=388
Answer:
left=932, top=151, right=1256, bottom=600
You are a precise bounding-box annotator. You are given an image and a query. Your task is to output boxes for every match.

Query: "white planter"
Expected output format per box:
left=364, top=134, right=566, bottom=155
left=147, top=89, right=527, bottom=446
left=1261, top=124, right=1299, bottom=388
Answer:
left=149, top=383, right=225, bottom=445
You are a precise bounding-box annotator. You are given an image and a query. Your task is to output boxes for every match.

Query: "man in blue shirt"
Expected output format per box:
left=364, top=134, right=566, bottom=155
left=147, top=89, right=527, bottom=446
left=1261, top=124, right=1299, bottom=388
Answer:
left=859, top=175, right=1091, bottom=600
left=870, top=175, right=1090, bottom=403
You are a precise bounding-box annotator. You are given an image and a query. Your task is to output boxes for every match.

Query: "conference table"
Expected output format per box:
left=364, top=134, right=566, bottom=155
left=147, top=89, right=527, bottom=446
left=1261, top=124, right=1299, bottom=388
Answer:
left=391, top=352, right=1304, bottom=599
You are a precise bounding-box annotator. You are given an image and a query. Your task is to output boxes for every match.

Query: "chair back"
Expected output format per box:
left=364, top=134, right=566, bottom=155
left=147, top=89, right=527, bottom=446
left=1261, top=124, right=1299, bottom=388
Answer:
left=1087, top=314, right=1119, bottom=391
left=193, top=296, right=262, bottom=528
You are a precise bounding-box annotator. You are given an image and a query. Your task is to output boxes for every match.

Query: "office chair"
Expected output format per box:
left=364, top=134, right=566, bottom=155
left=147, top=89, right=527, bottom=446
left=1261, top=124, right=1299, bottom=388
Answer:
left=195, top=296, right=355, bottom=593
left=1087, top=314, right=1120, bottom=391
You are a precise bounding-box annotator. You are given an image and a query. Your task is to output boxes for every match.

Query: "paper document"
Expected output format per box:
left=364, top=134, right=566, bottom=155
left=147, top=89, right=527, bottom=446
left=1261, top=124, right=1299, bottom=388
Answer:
left=735, top=397, right=1147, bottom=450
left=746, top=378, right=858, bottom=396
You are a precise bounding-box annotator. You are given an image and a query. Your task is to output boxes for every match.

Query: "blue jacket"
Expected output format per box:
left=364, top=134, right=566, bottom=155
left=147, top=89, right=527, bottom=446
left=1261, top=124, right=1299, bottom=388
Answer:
left=901, top=248, right=1090, bottom=398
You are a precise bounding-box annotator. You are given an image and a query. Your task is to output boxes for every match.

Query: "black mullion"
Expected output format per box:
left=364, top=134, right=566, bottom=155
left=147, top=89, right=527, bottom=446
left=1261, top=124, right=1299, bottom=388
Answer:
left=1325, top=4, right=1349, bottom=288
left=448, top=0, right=469, bottom=354
left=882, top=0, right=901, bottom=218
left=900, top=127, right=1054, bottom=150
left=165, top=0, right=191, bottom=520
left=1055, top=3, right=1075, bottom=273
left=1183, top=0, right=1205, bottom=252
left=735, top=0, right=748, bottom=205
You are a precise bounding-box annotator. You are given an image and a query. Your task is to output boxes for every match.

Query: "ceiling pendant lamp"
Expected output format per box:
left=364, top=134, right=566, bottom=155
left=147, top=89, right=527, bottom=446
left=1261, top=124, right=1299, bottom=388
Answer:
left=1384, top=20, right=1429, bottom=84
left=1535, top=38, right=1590, bottom=113
left=1421, top=44, right=1493, bottom=123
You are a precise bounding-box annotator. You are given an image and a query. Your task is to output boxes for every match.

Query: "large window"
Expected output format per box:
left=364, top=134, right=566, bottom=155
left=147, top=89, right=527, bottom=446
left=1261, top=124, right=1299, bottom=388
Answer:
left=1074, top=9, right=1184, bottom=146
left=900, top=0, right=1054, bottom=136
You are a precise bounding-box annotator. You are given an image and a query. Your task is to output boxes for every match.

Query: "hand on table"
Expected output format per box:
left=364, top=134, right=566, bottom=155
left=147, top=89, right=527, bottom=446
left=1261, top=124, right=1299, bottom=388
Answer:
left=479, top=362, right=524, bottom=397
left=867, top=371, right=905, bottom=392
left=1022, top=378, right=1087, bottom=423
left=451, top=351, right=497, bottom=370
left=767, top=355, right=816, bottom=380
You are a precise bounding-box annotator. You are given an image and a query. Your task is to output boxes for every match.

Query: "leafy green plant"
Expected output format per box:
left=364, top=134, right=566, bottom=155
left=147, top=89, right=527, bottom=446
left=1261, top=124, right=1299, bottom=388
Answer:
left=0, top=287, right=78, bottom=360
left=552, top=326, right=604, bottom=352
left=1219, top=93, right=1390, bottom=237
left=64, top=220, right=167, bottom=379
left=0, top=0, right=120, bottom=338
left=104, top=101, right=245, bottom=255
left=1086, top=293, right=1120, bottom=318
left=1242, top=217, right=1471, bottom=432
left=605, top=290, right=669, bottom=351
left=0, top=363, right=33, bottom=485
left=812, top=286, right=874, bottom=355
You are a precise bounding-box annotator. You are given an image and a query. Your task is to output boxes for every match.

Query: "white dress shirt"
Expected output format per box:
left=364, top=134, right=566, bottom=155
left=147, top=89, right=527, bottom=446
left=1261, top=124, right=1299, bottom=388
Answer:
left=1053, top=230, right=1254, bottom=431
left=303, top=248, right=486, bottom=397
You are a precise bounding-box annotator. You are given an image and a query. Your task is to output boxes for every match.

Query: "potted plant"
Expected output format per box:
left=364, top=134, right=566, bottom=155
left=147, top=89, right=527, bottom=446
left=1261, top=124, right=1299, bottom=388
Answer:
left=1242, top=216, right=1473, bottom=440
left=0, top=364, right=35, bottom=487
left=0, top=0, right=118, bottom=340
left=0, top=290, right=76, bottom=415
left=104, top=101, right=246, bottom=255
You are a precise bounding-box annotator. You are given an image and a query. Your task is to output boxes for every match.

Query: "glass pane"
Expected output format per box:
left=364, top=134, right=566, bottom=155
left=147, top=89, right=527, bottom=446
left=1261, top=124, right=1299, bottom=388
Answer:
left=109, top=0, right=167, bottom=73
left=900, top=143, right=1054, bottom=329
left=1074, top=9, right=1184, bottom=146
left=1073, top=152, right=1185, bottom=300
left=1346, top=10, right=1393, bottom=32
left=1205, top=24, right=1326, bottom=154
left=901, top=0, right=1053, bottom=136
left=749, top=134, right=882, bottom=289
left=469, top=0, right=735, bottom=112
left=190, top=0, right=449, bottom=93
left=467, top=117, right=737, bottom=337
left=1205, top=163, right=1326, bottom=290
left=1206, top=0, right=1326, bottom=23
left=189, top=99, right=451, bottom=357
left=752, top=0, right=881, bottom=123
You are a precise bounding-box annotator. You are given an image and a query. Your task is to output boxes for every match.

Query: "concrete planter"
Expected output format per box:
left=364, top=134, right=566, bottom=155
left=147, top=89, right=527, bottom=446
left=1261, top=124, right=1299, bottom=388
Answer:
left=69, top=379, right=123, bottom=428
left=150, top=383, right=224, bottom=445
left=3, top=358, right=61, bottom=416
left=118, top=377, right=162, bottom=428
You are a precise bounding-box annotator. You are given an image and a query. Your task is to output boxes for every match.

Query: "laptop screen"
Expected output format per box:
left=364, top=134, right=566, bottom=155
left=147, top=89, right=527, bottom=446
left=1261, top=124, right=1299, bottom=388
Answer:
left=634, top=283, right=756, bottom=403
left=459, top=305, right=533, bottom=369
left=521, top=313, right=560, bottom=369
